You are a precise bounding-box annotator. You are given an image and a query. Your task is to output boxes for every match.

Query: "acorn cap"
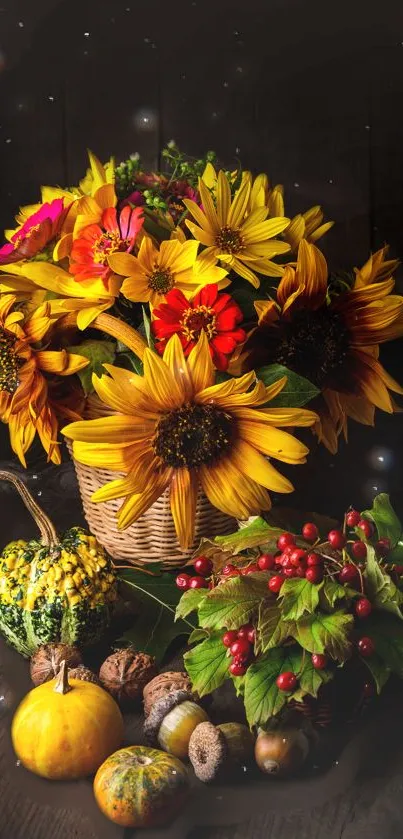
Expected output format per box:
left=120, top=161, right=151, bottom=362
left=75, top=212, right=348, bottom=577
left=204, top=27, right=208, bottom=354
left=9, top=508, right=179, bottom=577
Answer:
left=143, top=689, right=193, bottom=746
left=188, top=721, right=227, bottom=782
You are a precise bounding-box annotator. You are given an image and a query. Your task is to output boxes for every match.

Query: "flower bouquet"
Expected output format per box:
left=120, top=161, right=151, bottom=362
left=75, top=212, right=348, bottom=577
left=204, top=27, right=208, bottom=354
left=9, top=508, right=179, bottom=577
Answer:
left=0, top=144, right=402, bottom=566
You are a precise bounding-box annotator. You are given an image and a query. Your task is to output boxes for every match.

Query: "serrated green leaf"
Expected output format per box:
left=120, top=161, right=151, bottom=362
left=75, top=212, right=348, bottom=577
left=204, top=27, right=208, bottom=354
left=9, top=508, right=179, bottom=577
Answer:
left=389, top=541, right=403, bottom=562
left=214, top=517, right=282, bottom=554
left=67, top=339, right=116, bottom=395
left=256, top=364, right=319, bottom=407
left=198, top=574, right=268, bottom=630
left=362, top=493, right=402, bottom=547
left=361, top=653, right=391, bottom=694
left=184, top=632, right=230, bottom=696
left=257, top=601, right=293, bottom=652
left=364, top=545, right=403, bottom=619
left=118, top=568, right=195, bottom=663
left=320, top=578, right=348, bottom=608
left=175, top=589, right=207, bottom=621
left=361, top=613, right=403, bottom=677
left=188, top=627, right=209, bottom=644
left=291, top=610, right=353, bottom=661
left=279, top=578, right=321, bottom=620
left=297, top=653, right=333, bottom=698
left=244, top=647, right=301, bottom=726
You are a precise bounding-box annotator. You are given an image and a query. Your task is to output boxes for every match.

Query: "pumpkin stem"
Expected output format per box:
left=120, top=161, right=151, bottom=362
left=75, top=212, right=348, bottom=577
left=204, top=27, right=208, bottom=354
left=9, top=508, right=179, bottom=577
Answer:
left=54, top=661, right=72, bottom=695
left=0, top=471, right=58, bottom=549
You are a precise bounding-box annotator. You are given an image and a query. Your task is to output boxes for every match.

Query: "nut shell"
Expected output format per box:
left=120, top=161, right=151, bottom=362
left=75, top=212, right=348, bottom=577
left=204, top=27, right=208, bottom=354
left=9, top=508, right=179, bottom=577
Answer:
left=99, top=648, right=157, bottom=705
left=255, top=728, right=310, bottom=777
left=68, top=666, right=101, bottom=685
left=143, top=671, right=196, bottom=716
left=188, top=722, right=227, bottom=782
left=30, top=644, right=82, bottom=686
left=144, top=689, right=193, bottom=746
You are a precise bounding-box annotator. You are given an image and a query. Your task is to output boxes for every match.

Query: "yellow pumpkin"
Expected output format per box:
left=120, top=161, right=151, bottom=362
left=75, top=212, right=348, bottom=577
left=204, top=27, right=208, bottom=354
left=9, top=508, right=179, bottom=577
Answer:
left=11, top=661, right=124, bottom=780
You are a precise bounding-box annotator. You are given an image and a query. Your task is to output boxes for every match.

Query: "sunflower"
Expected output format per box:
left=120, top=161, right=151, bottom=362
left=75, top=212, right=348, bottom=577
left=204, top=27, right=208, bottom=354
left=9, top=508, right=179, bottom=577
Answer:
left=241, top=241, right=403, bottom=453
left=63, top=332, right=317, bottom=549
left=0, top=294, right=88, bottom=465
left=152, top=283, right=246, bottom=370
left=108, top=236, right=229, bottom=306
left=183, top=170, right=291, bottom=286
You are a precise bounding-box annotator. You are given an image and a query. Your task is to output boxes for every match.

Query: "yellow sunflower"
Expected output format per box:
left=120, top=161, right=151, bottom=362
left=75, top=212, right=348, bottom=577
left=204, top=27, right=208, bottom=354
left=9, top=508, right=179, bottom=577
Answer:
left=240, top=241, right=403, bottom=453
left=183, top=170, right=291, bottom=286
left=0, top=294, right=88, bottom=465
left=63, top=332, right=317, bottom=549
left=108, top=236, right=229, bottom=306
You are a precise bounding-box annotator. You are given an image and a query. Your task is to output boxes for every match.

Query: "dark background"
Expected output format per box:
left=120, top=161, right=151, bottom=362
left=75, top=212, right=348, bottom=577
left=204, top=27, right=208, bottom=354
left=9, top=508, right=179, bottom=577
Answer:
left=0, top=0, right=402, bottom=519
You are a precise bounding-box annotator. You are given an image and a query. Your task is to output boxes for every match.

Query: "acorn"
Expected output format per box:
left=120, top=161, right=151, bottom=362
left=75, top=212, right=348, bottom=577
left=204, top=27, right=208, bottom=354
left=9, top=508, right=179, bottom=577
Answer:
left=68, top=665, right=101, bottom=685
left=143, top=689, right=209, bottom=759
left=254, top=727, right=310, bottom=777
left=99, top=648, right=157, bottom=706
left=189, top=721, right=255, bottom=782
left=29, top=643, right=82, bottom=686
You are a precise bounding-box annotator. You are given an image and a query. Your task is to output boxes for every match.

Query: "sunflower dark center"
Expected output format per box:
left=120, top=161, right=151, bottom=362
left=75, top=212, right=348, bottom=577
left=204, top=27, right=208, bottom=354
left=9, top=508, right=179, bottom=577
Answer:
left=215, top=226, right=244, bottom=254
left=153, top=403, right=233, bottom=468
left=180, top=305, right=217, bottom=341
left=0, top=330, right=20, bottom=395
left=148, top=268, right=175, bottom=293
left=269, top=308, right=350, bottom=388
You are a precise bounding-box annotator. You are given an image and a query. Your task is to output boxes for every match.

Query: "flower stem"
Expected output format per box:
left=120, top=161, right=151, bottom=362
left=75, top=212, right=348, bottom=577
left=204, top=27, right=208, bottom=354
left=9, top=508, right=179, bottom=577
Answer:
left=60, top=311, right=148, bottom=360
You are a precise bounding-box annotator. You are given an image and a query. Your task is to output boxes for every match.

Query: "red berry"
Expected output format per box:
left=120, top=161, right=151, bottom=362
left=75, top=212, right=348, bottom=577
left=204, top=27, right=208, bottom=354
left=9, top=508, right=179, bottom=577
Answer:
left=302, top=522, right=319, bottom=542
left=268, top=575, right=284, bottom=593
left=351, top=541, right=367, bottom=560
left=258, top=553, right=275, bottom=571
left=194, top=556, right=213, bottom=576
left=358, top=519, right=373, bottom=539
left=328, top=529, right=346, bottom=549
left=295, top=565, right=307, bottom=577
left=222, top=630, right=238, bottom=648
left=305, top=566, right=323, bottom=584
left=307, top=552, right=323, bottom=567
left=230, top=638, right=252, bottom=658
left=355, top=598, right=372, bottom=618
left=222, top=564, right=237, bottom=576
left=237, top=623, right=254, bottom=640
left=376, top=538, right=391, bottom=558
left=290, top=548, right=308, bottom=567
left=346, top=509, right=361, bottom=528
left=277, top=532, right=296, bottom=551
left=357, top=636, right=375, bottom=657
left=241, top=563, right=259, bottom=575
left=229, top=657, right=248, bottom=677
left=394, top=565, right=403, bottom=575
left=247, top=627, right=256, bottom=644
left=175, top=572, right=191, bottom=590
left=281, top=554, right=293, bottom=568
left=276, top=671, right=297, bottom=692
left=311, top=653, right=327, bottom=670
left=339, top=563, right=360, bottom=585
left=284, top=567, right=297, bottom=577
left=189, top=576, right=208, bottom=589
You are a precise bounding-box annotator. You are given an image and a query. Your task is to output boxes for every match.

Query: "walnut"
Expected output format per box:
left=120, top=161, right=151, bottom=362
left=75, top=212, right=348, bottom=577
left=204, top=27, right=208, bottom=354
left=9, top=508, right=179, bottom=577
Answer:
left=68, top=665, right=100, bottom=685
left=143, top=671, right=196, bottom=716
left=30, top=643, right=82, bottom=686
left=99, top=648, right=157, bottom=705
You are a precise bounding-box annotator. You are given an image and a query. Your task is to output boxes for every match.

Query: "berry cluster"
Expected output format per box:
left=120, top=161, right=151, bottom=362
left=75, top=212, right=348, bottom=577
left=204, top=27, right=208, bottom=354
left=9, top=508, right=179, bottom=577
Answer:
left=175, top=555, right=213, bottom=591
left=222, top=624, right=256, bottom=677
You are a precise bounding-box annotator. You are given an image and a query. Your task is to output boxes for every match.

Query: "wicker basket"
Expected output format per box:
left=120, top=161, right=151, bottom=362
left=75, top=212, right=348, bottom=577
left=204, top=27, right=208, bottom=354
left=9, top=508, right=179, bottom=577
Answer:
left=70, top=455, right=236, bottom=568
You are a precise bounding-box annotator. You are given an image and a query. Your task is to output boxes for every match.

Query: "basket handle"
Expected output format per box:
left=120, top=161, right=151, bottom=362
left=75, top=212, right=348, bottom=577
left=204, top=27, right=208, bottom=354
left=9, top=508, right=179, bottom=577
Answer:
left=0, top=470, right=58, bottom=548
left=60, top=311, right=148, bottom=360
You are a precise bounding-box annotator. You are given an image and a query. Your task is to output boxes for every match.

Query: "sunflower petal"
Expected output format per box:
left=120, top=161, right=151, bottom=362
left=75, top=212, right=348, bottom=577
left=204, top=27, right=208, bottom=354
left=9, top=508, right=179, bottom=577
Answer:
left=216, top=171, right=231, bottom=227
left=117, top=470, right=172, bottom=530
left=237, top=420, right=310, bottom=463
left=231, top=439, right=294, bottom=492
left=72, top=440, right=142, bottom=471
left=170, top=468, right=198, bottom=549
left=162, top=334, right=194, bottom=401
left=62, top=415, right=147, bottom=443
left=143, top=348, right=185, bottom=409
left=187, top=331, right=215, bottom=393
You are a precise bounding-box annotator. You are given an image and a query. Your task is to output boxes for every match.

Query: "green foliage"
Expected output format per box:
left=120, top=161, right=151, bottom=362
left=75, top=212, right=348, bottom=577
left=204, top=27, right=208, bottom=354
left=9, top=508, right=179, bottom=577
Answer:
left=67, top=339, right=115, bottom=395
left=244, top=647, right=299, bottom=725
left=291, top=611, right=353, bottom=662
left=361, top=613, right=403, bottom=678
left=256, top=363, right=319, bottom=407
left=364, top=545, right=403, bottom=619
left=257, top=601, right=292, bottom=652
left=362, top=493, right=403, bottom=562
left=175, top=589, right=208, bottom=621
left=184, top=632, right=230, bottom=696
left=198, top=574, right=268, bottom=630
left=279, top=578, right=321, bottom=621
left=214, top=517, right=284, bottom=555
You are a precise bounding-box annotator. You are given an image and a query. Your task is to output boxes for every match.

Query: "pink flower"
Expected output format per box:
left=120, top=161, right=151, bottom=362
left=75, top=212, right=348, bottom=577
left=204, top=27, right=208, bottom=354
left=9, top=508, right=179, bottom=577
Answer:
left=0, top=198, right=66, bottom=264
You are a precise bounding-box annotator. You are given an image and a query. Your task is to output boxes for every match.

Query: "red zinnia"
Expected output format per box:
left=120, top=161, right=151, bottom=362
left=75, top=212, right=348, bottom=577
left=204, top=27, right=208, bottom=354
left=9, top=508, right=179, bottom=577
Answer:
left=69, top=205, right=144, bottom=288
left=152, top=284, right=246, bottom=370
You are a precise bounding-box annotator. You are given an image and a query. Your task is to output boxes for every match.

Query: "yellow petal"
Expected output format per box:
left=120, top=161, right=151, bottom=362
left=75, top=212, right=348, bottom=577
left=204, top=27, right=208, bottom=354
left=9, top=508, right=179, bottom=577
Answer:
left=91, top=473, right=144, bottom=503
left=187, top=331, right=215, bottom=393
left=117, top=470, right=172, bottom=529
left=197, top=179, right=220, bottom=232
left=36, top=350, right=88, bottom=375
left=170, top=468, right=198, bottom=549
left=63, top=415, right=148, bottom=443
left=228, top=179, right=250, bottom=228
left=237, top=419, right=310, bottom=463
left=162, top=334, right=194, bottom=401
left=231, top=439, right=294, bottom=492
left=143, top=348, right=185, bottom=410
left=108, top=252, right=138, bottom=277
left=184, top=220, right=215, bottom=247
left=72, top=440, right=141, bottom=471
left=182, top=198, right=213, bottom=232
left=229, top=257, right=260, bottom=287
left=216, top=171, right=231, bottom=227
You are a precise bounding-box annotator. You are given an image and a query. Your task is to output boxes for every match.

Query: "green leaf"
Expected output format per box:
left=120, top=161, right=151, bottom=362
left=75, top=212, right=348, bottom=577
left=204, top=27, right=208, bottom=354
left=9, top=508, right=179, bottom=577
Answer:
left=244, top=647, right=301, bottom=726
left=175, top=589, right=207, bottom=621
left=389, top=541, right=403, bottom=562
left=257, top=601, right=293, bottom=652
left=297, top=653, right=333, bottom=698
left=118, top=568, right=195, bottom=663
left=362, top=493, right=402, bottom=547
left=116, top=349, right=143, bottom=375
left=364, top=545, right=403, bottom=619
left=256, top=364, right=319, bottom=407
left=291, top=610, right=353, bottom=661
left=215, top=517, right=284, bottom=555
left=362, top=613, right=403, bottom=677
left=361, top=653, right=391, bottom=694
left=142, top=305, right=154, bottom=349
left=226, top=276, right=262, bottom=321
left=198, top=574, right=268, bottom=630
left=184, top=632, right=230, bottom=696
left=279, top=578, right=321, bottom=621
left=188, top=627, right=209, bottom=644
left=67, top=339, right=116, bottom=395
left=320, top=578, right=349, bottom=608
